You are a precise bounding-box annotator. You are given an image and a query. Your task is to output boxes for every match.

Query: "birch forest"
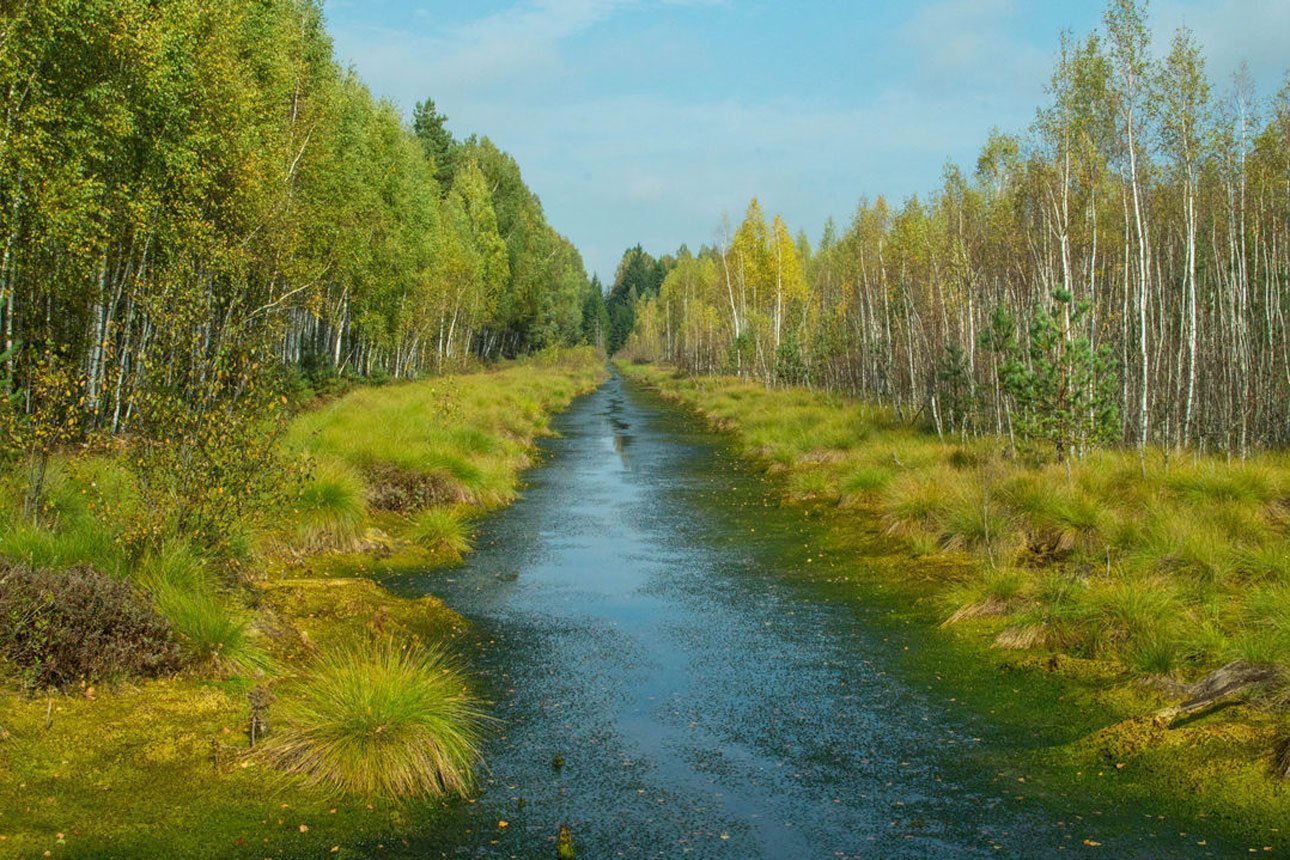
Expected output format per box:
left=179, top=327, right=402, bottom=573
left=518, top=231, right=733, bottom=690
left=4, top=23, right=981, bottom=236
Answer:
left=620, top=0, right=1290, bottom=458
left=0, top=0, right=598, bottom=440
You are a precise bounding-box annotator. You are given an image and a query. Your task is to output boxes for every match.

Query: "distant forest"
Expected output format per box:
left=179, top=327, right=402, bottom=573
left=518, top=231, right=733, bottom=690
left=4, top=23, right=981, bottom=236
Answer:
left=614, top=0, right=1290, bottom=457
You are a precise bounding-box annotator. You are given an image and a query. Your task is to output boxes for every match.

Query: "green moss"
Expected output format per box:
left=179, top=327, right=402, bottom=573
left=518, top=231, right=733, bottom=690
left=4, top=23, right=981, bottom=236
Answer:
left=0, top=678, right=427, bottom=858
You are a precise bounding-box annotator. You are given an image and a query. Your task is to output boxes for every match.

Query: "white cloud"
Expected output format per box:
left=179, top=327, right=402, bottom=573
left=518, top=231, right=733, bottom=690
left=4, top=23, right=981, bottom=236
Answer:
left=460, top=88, right=1030, bottom=276
left=330, top=0, right=634, bottom=105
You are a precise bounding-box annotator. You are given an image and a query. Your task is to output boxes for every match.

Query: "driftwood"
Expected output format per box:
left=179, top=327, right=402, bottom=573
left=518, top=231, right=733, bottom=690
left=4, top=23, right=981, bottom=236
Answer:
left=1143, top=661, right=1290, bottom=781
left=1153, top=660, right=1282, bottom=725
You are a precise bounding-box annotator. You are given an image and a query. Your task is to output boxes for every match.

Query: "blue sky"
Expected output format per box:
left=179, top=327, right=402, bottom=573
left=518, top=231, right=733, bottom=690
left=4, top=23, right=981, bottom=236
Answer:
left=324, top=0, right=1289, bottom=281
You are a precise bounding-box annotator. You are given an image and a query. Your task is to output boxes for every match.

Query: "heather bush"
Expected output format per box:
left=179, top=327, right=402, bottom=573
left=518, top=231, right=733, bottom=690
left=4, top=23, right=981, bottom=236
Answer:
left=0, top=563, right=183, bottom=690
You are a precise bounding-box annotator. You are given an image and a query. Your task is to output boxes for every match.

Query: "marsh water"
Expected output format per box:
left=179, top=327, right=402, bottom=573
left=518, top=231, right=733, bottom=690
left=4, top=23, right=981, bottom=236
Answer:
left=383, top=371, right=1233, bottom=858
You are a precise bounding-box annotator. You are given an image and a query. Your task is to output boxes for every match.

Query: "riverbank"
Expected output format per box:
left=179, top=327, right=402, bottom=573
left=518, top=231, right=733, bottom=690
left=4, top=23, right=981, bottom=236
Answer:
left=0, top=350, right=606, bottom=858
left=618, top=360, right=1290, bottom=849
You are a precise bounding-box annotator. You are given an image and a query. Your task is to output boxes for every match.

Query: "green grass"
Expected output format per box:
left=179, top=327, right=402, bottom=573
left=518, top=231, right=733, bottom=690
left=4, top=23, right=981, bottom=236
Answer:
left=286, top=352, right=603, bottom=511
left=882, top=475, right=951, bottom=538
left=620, top=361, right=1290, bottom=683
left=136, top=542, right=267, bottom=674
left=407, top=506, right=472, bottom=558
left=840, top=464, right=894, bottom=499
left=266, top=642, right=484, bottom=799
left=0, top=351, right=607, bottom=855
left=937, top=481, right=1020, bottom=558
left=0, top=458, right=130, bottom=575
left=1004, top=470, right=1106, bottom=556
left=293, top=457, right=368, bottom=550
left=941, top=566, right=1027, bottom=625
left=0, top=517, right=122, bottom=573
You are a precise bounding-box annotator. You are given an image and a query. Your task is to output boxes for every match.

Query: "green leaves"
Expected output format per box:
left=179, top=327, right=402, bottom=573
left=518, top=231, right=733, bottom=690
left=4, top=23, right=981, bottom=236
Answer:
left=985, top=292, right=1120, bottom=463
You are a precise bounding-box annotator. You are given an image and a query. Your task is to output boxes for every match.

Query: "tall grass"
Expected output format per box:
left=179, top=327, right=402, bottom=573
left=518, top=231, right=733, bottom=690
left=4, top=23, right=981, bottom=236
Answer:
left=266, top=642, right=484, bottom=799
left=284, top=360, right=603, bottom=521
left=1004, top=471, right=1106, bottom=556
left=136, top=542, right=266, bottom=673
left=0, top=457, right=129, bottom=575
left=882, top=476, right=950, bottom=538
left=407, top=507, right=472, bottom=559
left=623, top=362, right=1290, bottom=682
left=293, top=458, right=367, bottom=549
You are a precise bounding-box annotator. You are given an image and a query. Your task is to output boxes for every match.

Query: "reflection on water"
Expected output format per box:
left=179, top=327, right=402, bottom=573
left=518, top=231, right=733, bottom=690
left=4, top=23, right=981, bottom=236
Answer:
left=379, top=369, right=1237, bottom=859
left=606, top=393, right=633, bottom=469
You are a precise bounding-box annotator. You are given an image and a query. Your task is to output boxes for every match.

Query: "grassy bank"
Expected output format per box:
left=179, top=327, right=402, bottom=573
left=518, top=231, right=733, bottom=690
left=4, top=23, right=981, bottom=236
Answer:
left=618, top=360, right=1290, bottom=844
left=0, top=349, right=606, bottom=858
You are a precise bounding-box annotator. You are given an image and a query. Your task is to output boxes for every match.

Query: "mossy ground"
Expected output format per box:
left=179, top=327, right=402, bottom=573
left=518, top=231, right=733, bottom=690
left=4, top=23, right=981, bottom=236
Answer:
left=620, top=360, right=1290, bottom=850
left=0, top=351, right=606, bottom=858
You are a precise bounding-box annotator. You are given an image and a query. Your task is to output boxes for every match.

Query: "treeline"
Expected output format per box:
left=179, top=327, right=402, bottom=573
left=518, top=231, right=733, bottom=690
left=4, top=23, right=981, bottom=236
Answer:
left=0, top=0, right=599, bottom=443
left=621, top=0, right=1290, bottom=458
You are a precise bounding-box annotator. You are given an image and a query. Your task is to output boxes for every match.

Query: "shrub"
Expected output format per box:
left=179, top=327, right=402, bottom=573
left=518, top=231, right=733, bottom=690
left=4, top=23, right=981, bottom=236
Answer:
left=266, top=643, right=483, bottom=799
left=365, top=463, right=469, bottom=512
left=0, top=563, right=182, bottom=690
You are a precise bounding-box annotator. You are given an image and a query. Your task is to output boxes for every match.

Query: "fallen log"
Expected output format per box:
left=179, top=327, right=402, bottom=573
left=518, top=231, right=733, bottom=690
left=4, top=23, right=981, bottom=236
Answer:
left=1152, top=660, right=1282, bottom=725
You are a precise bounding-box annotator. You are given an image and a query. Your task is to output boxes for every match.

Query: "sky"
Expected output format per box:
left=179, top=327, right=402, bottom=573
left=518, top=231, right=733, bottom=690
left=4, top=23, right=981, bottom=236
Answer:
left=323, top=0, right=1290, bottom=282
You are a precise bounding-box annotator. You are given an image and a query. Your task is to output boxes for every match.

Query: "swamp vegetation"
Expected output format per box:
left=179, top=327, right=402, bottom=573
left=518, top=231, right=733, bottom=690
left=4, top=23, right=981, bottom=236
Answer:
left=3, top=0, right=1290, bottom=855
left=0, top=1, right=608, bottom=852
left=0, top=353, right=605, bottom=856
left=620, top=360, right=1290, bottom=847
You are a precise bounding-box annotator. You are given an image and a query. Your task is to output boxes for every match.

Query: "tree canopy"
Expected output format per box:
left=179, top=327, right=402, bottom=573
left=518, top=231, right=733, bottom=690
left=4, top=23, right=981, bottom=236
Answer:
left=0, top=0, right=601, bottom=452
left=620, top=0, right=1290, bottom=457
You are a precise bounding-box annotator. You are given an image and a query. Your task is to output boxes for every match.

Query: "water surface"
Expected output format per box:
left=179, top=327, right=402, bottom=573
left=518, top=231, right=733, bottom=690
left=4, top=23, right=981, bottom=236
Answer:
left=385, top=370, right=1231, bottom=858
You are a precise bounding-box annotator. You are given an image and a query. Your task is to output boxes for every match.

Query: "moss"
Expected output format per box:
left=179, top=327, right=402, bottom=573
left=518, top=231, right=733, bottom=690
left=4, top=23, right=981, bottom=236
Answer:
left=0, top=572, right=473, bottom=857
left=0, top=357, right=607, bottom=856
left=0, top=679, right=426, bottom=858
left=258, top=577, right=467, bottom=657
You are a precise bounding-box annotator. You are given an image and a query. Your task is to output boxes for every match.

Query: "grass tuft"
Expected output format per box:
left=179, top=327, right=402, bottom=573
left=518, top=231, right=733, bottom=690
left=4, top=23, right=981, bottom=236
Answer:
left=266, top=642, right=484, bottom=799
left=138, top=543, right=265, bottom=673
left=407, top=507, right=472, bottom=558
left=882, top=476, right=950, bottom=539
left=941, top=567, right=1027, bottom=625
left=840, top=465, right=894, bottom=500
left=294, top=458, right=367, bottom=550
